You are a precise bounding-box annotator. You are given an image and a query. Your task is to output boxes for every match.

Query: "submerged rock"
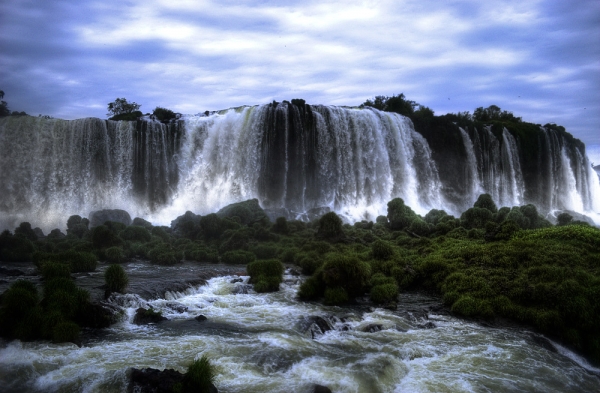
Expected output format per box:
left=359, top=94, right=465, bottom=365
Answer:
left=195, top=315, right=207, bottom=322
left=362, top=324, right=383, bottom=333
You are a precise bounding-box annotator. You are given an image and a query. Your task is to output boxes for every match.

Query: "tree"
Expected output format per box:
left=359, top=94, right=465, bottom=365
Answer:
left=361, top=93, right=418, bottom=117
left=107, top=98, right=141, bottom=120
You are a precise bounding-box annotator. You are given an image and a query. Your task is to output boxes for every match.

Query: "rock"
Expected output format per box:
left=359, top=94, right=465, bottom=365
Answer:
left=216, top=198, right=269, bottom=225
left=287, top=268, right=301, bottom=276
left=89, top=209, right=132, bottom=228
left=302, top=315, right=348, bottom=339
left=0, top=267, right=25, bottom=276
left=195, top=315, right=207, bottom=322
left=128, top=368, right=183, bottom=393
left=417, top=322, right=436, bottom=329
left=78, top=302, right=121, bottom=328
left=230, top=278, right=243, bottom=284
left=132, top=217, right=153, bottom=229
left=362, top=324, right=383, bottom=333
left=128, top=367, right=218, bottom=393
left=133, top=307, right=167, bottom=325
left=232, top=284, right=252, bottom=295
left=313, top=385, right=333, bottom=393
left=165, top=302, right=188, bottom=313
left=263, top=207, right=295, bottom=222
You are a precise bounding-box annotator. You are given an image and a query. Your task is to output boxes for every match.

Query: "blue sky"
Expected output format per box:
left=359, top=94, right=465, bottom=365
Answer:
left=1, top=0, right=599, bottom=163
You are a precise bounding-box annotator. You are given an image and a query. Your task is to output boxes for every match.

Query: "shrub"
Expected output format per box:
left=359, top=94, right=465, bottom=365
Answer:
left=298, top=274, right=326, bottom=300
left=181, top=356, right=216, bottom=393
left=221, top=250, right=255, bottom=265
left=14, top=222, right=38, bottom=241
left=460, top=207, right=493, bottom=229
left=152, top=106, right=177, bottom=122
left=250, top=244, right=278, bottom=259
left=105, top=264, right=128, bottom=293
left=473, top=193, right=498, bottom=213
left=371, top=240, right=395, bottom=260
left=387, top=198, right=418, bottom=230
left=66, top=215, right=89, bottom=239
left=370, top=283, right=399, bottom=304
left=0, top=230, right=35, bottom=262
left=105, top=247, right=125, bottom=263
left=408, top=218, right=431, bottom=236
left=321, top=254, right=371, bottom=298
left=52, top=321, right=80, bottom=343
left=119, top=225, right=152, bottom=242
left=247, top=259, right=284, bottom=292
left=91, top=225, right=122, bottom=249
left=272, top=217, right=289, bottom=234
left=200, top=214, right=225, bottom=239
left=219, top=231, right=249, bottom=253
left=41, top=262, right=71, bottom=280
left=324, top=286, right=349, bottom=305
left=317, top=212, right=343, bottom=240
left=296, top=253, right=323, bottom=275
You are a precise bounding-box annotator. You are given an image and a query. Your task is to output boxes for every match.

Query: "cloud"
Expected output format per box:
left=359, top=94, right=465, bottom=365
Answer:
left=0, top=0, right=598, bottom=147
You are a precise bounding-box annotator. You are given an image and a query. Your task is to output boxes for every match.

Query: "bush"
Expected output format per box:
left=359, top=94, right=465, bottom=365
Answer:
left=52, top=320, right=80, bottom=343
left=247, top=259, right=284, bottom=292
left=181, top=356, right=216, bottom=393
left=0, top=230, right=35, bottom=262
left=221, top=250, right=255, bottom=265
left=298, top=275, right=325, bottom=300
left=370, top=283, right=399, bottom=304
left=41, top=262, right=71, bottom=280
left=272, top=217, right=289, bottom=234
left=105, top=247, right=125, bottom=263
left=66, top=215, right=89, bottom=239
left=460, top=207, right=493, bottom=229
left=250, top=244, right=279, bottom=259
left=324, top=286, right=349, bottom=305
left=91, top=225, right=122, bottom=249
left=387, top=198, right=418, bottom=230
left=105, top=264, right=128, bottom=293
left=371, top=240, right=395, bottom=260
left=321, top=254, right=371, bottom=299
left=473, top=193, right=498, bottom=213
left=152, top=106, right=177, bottom=122
left=120, top=226, right=152, bottom=242
left=14, top=222, right=38, bottom=242
left=317, top=212, right=343, bottom=240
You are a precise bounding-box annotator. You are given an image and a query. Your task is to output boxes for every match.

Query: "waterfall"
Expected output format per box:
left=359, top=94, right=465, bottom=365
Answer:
left=0, top=103, right=599, bottom=231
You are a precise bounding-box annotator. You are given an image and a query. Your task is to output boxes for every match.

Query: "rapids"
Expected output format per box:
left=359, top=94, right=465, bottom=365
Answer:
left=1, top=263, right=598, bottom=393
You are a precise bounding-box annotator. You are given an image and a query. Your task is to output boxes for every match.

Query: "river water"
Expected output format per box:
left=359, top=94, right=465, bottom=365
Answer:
left=1, top=262, right=599, bottom=392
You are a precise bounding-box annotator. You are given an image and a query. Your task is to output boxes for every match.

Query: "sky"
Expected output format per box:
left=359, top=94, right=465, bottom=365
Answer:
left=1, top=0, right=599, bottom=163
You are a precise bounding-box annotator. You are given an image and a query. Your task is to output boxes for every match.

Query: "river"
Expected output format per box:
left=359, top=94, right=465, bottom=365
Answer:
left=1, top=261, right=599, bottom=392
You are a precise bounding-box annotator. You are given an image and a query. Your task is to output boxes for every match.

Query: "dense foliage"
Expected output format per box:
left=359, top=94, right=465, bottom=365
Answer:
left=0, top=194, right=599, bottom=364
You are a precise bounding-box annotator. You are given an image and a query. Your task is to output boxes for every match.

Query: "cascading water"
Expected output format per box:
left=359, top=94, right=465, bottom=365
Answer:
left=0, top=102, right=599, bottom=231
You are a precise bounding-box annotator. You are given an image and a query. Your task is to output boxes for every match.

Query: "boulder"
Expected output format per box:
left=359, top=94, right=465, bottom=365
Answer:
left=132, top=217, right=153, bottom=229
left=313, top=385, right=333, bottom=393
left=362, top=324, right=383, bottom=333
left=128, top=367, right=218, bottom=393
left=216, top=199, right=269, bottom=225
left=133, top=307, right=167, bottom=325
left=89, top=209, right=132, bottom=228
left=195, top=315, right=207, bottom=322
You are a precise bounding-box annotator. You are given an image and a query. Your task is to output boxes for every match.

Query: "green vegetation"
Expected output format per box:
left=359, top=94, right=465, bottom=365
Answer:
left=0, top=193, right=598, bottom=364
left=174, top=355, right=216, bottom=393
left=247, top=259, right=284, bottom=292
left=105, top=264, right=129, bottom=294
left=107, top=97, right=142, bottom=121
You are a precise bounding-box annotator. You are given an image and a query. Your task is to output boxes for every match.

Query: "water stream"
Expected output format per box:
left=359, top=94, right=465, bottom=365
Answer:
left=1, top=262, right=598, bottom=392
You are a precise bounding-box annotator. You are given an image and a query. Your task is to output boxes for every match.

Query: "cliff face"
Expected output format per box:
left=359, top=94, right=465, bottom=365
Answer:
left=0, top=101, right=598, bottom=231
